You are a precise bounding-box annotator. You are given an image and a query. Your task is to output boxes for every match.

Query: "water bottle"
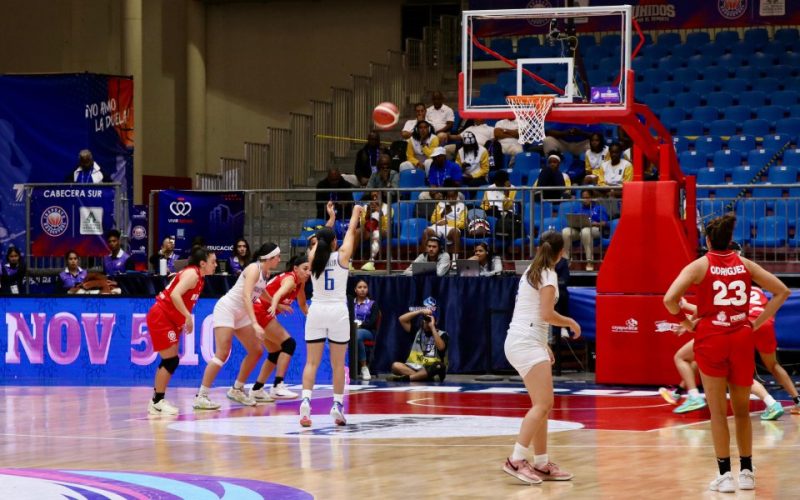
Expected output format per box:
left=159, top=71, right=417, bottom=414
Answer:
left=159, top=258, right=167, bottom=276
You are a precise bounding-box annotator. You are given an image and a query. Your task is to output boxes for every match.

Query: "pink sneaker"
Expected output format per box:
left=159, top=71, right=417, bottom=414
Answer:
left=502, top=458, right=543, bottom=485
left=533, top=462, right=573, bottom=481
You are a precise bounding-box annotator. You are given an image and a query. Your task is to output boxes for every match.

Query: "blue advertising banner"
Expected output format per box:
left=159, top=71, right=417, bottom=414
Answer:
left=128, top=204, right=149, bottom=270
left=0, top=74, right=134, bottom=253
left=0, top=297, right=333, bottom=386
left=29, top=185, right=117, bottom=257
left=469, top=1, right=800, bottom=36
left=156, top=190, right=244, bottom=260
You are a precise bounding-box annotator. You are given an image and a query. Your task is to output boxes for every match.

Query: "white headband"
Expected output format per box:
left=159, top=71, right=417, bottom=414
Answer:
left=547, top=154, right=561, bottom=162
left=260, top=246, right=281, bottom=260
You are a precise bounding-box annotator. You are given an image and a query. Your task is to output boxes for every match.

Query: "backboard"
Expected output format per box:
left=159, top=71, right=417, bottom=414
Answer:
left=460, top=4, right=634, bottom=121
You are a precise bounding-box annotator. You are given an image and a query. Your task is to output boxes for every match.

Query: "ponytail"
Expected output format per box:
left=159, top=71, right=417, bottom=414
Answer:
left=311, top=227, right=335, bottom=278
left=705, top=213, right=737, bottom=251
left=527, top=230, right=564, bottom=289
left=188, top=245, right=209, bottom=267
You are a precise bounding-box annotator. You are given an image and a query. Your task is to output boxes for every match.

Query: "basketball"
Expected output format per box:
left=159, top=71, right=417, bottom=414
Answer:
left=372, top=102, right=400, bottom=129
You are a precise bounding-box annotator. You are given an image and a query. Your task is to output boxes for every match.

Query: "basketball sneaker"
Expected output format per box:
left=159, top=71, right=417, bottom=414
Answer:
left=533, top=462, right=573, bottom=481
left=760, top=401, right=784, bottom=421
left=192, top=394, right=221, bottom=410
left=330, top=401, right=346, bottom=426
left=249, top=387, right=275, bottom=403
left=269, top=382, right=298, bottom=400
left=738, top=469, right=755, bottom=490
left=299, top=397, right=312, bottom=427
left=674, top=395, right=707, bottom=414
left=361, top=366, right=372, bottom=381
left=790, top=403, right=800, bottom=415
left=226, top=387, right=257, bottom=406
left=658, top=387, right=680, bottom=405
left=148, top=399, right=179, bottom=416
left=502, top=458, right=542, bottom=485
left=709, top=472, right=735, bottom=493
left=360, top=261, right=376, bottom=271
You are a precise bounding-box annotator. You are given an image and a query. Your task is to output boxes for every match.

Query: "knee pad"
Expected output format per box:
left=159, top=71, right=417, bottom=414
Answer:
left=267, top=351, right=280, bottom=364
left=281, top=337, right=297, bottom=356
left=210, top=356, right=226, bottom=367
left=159, top=356, right=180, bottom=374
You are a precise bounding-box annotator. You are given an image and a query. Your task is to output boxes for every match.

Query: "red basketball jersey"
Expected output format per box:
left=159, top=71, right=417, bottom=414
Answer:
left=154, top=266, right=205, bottom=326
left=748, top=286, right=775, bottom=328
left=695, top=251, right=752, bottom=339
left=266, top=271, right=301, bottom=306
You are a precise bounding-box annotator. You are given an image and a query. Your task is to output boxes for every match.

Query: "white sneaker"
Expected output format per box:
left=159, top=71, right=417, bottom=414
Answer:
left=226, top=387, right=257, bottom=406
left=250, top=387, right=275, bottom=402
left=269, top=382, right=298, bottom=400
left=148, top=399, right=179, bottom=415
left=738, top=469, right=755, bottom=490
left=330, top=401, right=346, bottom=426
left=361, top=366, right=372, bottom=381
left=192, top=393, right=221, bottom=410
left=709, top=471, right=735, bottom=493
left=300, top=397, right=312, bottom=427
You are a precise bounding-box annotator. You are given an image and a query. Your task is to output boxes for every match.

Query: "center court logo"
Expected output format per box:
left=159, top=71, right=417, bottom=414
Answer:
left=169, top=201, right=192, bottom=216
left=169, top=414, right=583, bottom=439
left=611, top=318, right=638, bottom=333
left=41, top=206, right=69, bottom=237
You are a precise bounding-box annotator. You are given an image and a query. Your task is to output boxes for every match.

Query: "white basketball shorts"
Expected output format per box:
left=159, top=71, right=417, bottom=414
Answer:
left=213, top=296, right=253, bottom=330
left=305, top=302, right=350, bottom=343
left=504, top=330, right=550, bottom=377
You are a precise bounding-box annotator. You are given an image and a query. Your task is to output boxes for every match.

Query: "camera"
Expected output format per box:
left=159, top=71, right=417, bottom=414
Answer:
left=423, top=315, right=433, bottom=323
left=548, top=18, right=560, bottom=46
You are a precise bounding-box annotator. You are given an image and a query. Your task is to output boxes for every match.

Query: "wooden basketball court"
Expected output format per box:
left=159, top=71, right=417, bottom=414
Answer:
left=1, top=381, right=797, bottom=498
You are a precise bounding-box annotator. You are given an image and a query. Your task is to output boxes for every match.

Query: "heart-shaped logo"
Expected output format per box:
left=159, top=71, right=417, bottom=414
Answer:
left=169, top=201, right=192, bottom=216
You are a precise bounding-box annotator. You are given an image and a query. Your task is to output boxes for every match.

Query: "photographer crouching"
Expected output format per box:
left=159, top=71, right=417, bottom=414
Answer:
left=389, top=297, right=448, bottom=382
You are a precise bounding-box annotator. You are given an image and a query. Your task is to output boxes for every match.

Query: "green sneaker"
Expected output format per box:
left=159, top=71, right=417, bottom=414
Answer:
left=760, top=401, right=785, bottom=421
left=674, top=395, right=707, bottom=414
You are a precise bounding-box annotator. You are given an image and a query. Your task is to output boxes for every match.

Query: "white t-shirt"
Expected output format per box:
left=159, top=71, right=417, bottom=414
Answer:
left=508, top=266, right=558, bottom=344
left=494, top=119, right=519, bottom=148
left=602, top=158, right=633, bottom=186
left=585, top=146, right=609, bottom=173
left=462, top=124, right=495, bottom=147
left=310, top=251, right=349, bottom=304
left=402, top=119, right=419, bottom=134
left=426, top=104, right=455, bottom=132
left=483, top=183, right=516, bottom=212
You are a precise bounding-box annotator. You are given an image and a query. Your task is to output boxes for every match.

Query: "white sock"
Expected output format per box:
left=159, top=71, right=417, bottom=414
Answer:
left=302, top=389, right=312, bottom=400
left=333, top=393, right=344, bottom=404
left=198, top=385, right=210, bottom=396
left=533, top=453, right=548, bottom=467
left=511, top=442, right=528, bottom=462
left=764, top=395, right=777, bottom=407
left=233, top=380, right=244, bottom=390
left=688, top=388, right=700, bottom=398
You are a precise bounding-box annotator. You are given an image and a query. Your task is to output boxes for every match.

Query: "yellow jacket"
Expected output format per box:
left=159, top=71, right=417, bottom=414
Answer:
left=405, top=136, right=440, bottom=166
left=430, top=201, right=467, bottom=230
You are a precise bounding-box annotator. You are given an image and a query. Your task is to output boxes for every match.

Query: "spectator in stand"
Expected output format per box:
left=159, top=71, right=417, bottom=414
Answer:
left=583, top=132, right=608, bottom=185
left=426, top=91, right=455, bottom=145
left=229, top=238, right=251, bottom=276
left=56, top=249, right=88, bottom=293
left=366, top=154, right=399, bottom=190
left=390, top=298, right=448, bottom=382
left=421, top=181, right=466, bottom=258
left=399, top=121, right=438, bottom=172
left=535, top=152, right=570, bottom=200
left=359, top=191, right=391, bottom=271
left=456, top=132, right=490, bottom=188
left=348, top=279, right=380, bottom=380
left=643, top=160, right=659, bottom=181
left=481, top=170, right=516, bottom=216
left=68, top=149, right=109, bottom=183
left=561, top=189, right=609, bottom=271
left=1, top=246, right=26, bottom=295
left=426, top=147, right=463, bottom=186
left=103, top=229, right=133, bottom=276
left=598, top=142, right=633, bottom=189
left=149, top=236, right=178, bottom=274
left=493, top=118, right=522, bottom=167
left=449, top=117, right=495, bottom=150
left=349, top=132, right=387, bottom=187
left=618, top=126, right=633, bottom=162
left=543, top=123, right=603, bottom=158
left=315, top=167, right=354, bottom=220
left=469, top=242, right=503, bottom=276
left=404, top=236, right=451, bottom=277
left=401, top=103, right=427, bottom=140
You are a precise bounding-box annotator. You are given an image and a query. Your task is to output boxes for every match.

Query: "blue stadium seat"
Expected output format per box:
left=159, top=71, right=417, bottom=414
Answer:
left=479, top=83, right=505, bottom=103
left=643, top=93, right=671, bottom=111
left=774, top=28, right=799, bottom=47
left=671, top=44, right=696, bottom=59
left=497, top=71, right=517, bottom=93
left=783, top=148, right=800, bottom=167
left=659, top=107, right=687, bottom=131
left=686, top=32, right=711, bottom=46
left=557, top=200, right=583, bottom=218
left=685, top=54, right=712, bottom=73
left=789, top=104, right=800, bottom=118
left=673, top=67, right=699, bottom=83
left=774, top=199, right=800, bottom=220
left=706, top=91, right=735, bottom=109
left=679, top=150, right=707, bottom=175
left=602, top=218, right=620, bottom=248
left=540, top=215, right=567, bottom=232
left=291, top=218, right=326, bottom=251
left=692, top=106, right=721, bottom=124
left=741, top=119, right=771, bottom=137
left=694, top=136, right=723, bottom=157
left=696, top=167, right=724, bottom=185
left=752, top=185, right=783, bottom=200
left=712, top=150, right=742, bottom=173
left=399, top=169, right=426, bottom=188
left=771, top=90, right=800, bottom=107
left=600, top=34, right=621, bottom=50
left=732, top=218, right=752, bottom=245
left=747, top=149, right=776, bottom=170
left=491, top=38, right=515, bottom=58
left=632, top=56, right=653, bottom=73
left=736, top=199, right=769, bottom=220
left=689, top=80, right=717, bottom=96
left=752, top=76, right=781, bottom=94
left=674, top=92, right=702, bottom=109
left=744, top=28, right=769, bottom=49
left=676, top=119, right=704, bottom=137
left=718, top=53, right=743, bottom=68
left=731, top=165, right=758, bottom=184
left=714, top=30, right=740, bottom=48
left=707, top=119, right=737, bottom=137
left=776, top=117, right=800, bottom=137
left=577, top=34, right=597, bottom=48
left=752, top=216, right=787, bottom=247
left=702, top=65, right=729, bottom=82
left=673, top=136, right=689, bottom=154
left=513, top=152, right=541, bottom=176
left=517, top=37, right=540, bottom=57
left=762, top=134, right=793, bottom=151
left=734, top=65, right=761, bottom=81
left=756, top=106, right=787, bottom=125
left=656, top=32, right=681, bottom=47
left=641, top=43, right=668, bottom=60
left=727, top=135, right=757, bottom=155
left=719, top=78, right=749, bottom=94
left=584, top=45, right=610, bottom=62
left=698, top=199, right=729, bottom=220
left=658, top=80, right=687, bottom=96
left=740, top=90, right=768, bottom=107
left=641, top=68, right=669, bottom=85
left=699, top=42, right=725, bottom=60
left=391, top=202, right=416, bottom=230
left=391, top=218, right=428, bottom=249
left=722, top=105, right=752, bottom=122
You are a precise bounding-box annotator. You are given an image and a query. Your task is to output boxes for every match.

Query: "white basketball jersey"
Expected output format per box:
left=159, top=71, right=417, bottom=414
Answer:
left=310, top=251, right=348, bottom=304
left=222, top=262, right=269, bottom=306
left=508, top=265, right=558, bottom=343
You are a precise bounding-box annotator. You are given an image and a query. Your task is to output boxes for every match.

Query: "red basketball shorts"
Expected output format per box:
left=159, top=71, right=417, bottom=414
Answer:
left=753, top=323, right=777, bottom=354
left=694, top=325, right=754, bottom=387
left=253, top=300, right=277, bottom=328
left=146, top=304, right=182, bottom=352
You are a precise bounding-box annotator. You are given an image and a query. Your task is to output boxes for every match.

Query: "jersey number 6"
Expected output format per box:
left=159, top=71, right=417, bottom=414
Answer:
left=324, top=269, right=335, bottom=290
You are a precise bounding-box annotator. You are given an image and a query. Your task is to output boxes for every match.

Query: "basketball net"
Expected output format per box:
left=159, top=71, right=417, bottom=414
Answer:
left=506, top=95, right=555, bottom=145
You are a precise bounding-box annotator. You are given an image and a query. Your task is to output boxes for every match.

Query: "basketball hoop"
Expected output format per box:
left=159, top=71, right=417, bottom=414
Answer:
left=506, top=95, right=555, bottom=145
